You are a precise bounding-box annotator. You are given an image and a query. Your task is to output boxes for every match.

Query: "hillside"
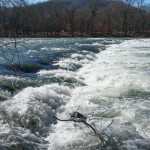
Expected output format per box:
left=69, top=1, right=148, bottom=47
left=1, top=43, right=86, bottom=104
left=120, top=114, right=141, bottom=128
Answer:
left=0, top=0, right=150, bottom=37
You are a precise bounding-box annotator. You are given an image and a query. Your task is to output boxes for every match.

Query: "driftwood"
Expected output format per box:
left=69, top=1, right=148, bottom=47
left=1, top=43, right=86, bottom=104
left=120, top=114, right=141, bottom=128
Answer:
left=54, top=111, right=113, bottom=145
left=54, top=112, right=99, bottom=136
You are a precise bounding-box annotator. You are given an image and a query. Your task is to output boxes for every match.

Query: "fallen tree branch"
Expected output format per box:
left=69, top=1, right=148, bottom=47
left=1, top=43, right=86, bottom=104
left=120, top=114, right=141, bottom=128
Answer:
left=54, top=116, right=72, bottom=122
left=53, top=111, right=114, bottom=147
left=54, top=115, right=99, bottom=136
left=101, top=120, right=114, bottom=133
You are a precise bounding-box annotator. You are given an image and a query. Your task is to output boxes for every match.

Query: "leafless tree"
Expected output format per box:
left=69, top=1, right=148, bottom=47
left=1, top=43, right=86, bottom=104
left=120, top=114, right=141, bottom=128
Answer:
left=0, top=0, right=150, bottom=37
left=86, top=0, right=102, bottom=35
left=64, top=5, right=77, bottom=36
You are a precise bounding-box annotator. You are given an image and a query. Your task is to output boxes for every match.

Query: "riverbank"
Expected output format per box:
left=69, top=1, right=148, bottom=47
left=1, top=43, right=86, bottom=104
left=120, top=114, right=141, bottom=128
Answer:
left=1, top=31, right=150, bottom=38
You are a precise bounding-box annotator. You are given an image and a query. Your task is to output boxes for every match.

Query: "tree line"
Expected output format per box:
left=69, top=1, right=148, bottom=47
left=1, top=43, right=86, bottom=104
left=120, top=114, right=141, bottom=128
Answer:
left=0, top=0, right=150, bottom=37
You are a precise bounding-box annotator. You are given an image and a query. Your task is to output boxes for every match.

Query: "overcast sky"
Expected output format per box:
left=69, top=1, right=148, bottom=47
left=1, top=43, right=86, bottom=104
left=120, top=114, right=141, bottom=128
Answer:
left=28, top=0, right=48, bottom=4
left=28, top=0, right=150, bottom=4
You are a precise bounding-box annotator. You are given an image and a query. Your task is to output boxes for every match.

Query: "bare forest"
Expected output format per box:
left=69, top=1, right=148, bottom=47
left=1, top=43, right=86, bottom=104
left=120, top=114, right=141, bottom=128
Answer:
left=0, top=0, right=150, bottom=37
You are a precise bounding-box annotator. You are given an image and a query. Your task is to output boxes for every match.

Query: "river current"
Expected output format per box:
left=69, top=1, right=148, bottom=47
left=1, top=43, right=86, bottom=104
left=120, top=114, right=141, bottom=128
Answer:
left=0, top=38, right=150, bottom=150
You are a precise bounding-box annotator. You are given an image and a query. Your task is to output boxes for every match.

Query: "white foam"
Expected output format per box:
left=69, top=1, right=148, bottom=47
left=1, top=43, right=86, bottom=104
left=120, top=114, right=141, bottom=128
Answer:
left=46, top=39, right=150, bottom=149
left=27, top=50, right=39, bottom=54
left=1, top=38, right=150, bottom=149
left=54, top=52, right=96, bottom=70
left=0, top=84, right=71, bottom=146
left=2, top=84, right=71, bottom=113
left=37, top=69, right=84, bottom=83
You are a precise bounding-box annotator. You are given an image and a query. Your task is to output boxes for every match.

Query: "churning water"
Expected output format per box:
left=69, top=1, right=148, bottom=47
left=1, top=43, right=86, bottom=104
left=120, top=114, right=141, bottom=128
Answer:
left=0, top=38, right=150, bottom=150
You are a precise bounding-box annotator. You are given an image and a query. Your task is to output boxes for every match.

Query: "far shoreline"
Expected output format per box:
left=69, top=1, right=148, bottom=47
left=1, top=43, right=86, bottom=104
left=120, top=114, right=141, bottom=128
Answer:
left=1, top=31, right=150, bottom=39
left=0, top=31, right=150, bottom=38
left=0, top=35, right=150, bottom=39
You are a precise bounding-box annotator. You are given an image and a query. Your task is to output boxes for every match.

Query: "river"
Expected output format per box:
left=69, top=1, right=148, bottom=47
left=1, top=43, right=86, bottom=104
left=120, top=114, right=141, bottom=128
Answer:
left=0, top=38, right=150, bottom=150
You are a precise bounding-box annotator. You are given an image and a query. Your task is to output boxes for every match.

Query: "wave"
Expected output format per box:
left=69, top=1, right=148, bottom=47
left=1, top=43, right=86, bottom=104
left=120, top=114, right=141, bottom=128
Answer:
left=0, top=84, right=71, bottom=149
left=46, top=39, right=150, bottom=150
left=0, top=38, right=150, bottom=150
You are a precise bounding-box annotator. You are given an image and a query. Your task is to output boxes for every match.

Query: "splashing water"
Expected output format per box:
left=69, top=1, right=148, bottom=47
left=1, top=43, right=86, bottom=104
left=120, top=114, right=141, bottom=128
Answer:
left=0, top=38, right=150, bottom=150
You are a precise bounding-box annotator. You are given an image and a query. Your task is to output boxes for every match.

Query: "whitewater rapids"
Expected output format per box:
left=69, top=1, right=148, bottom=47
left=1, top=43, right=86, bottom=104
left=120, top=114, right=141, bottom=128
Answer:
left=0, top=38, right=150, bottom=150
